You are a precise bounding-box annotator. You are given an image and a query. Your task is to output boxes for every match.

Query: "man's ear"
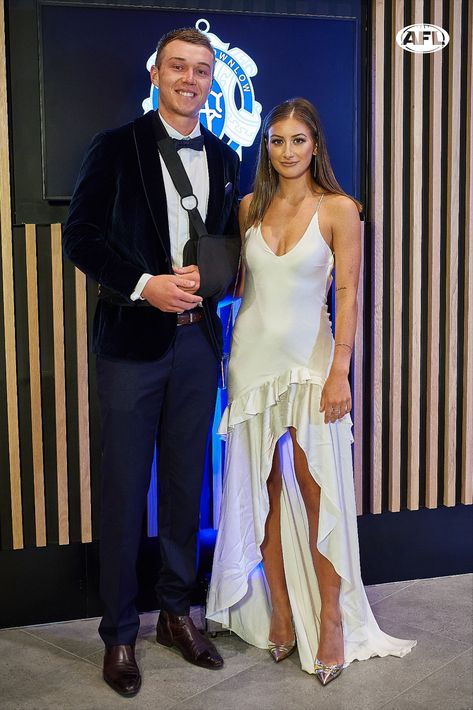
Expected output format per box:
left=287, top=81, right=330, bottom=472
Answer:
left=150, top=64, right=159, bottom=87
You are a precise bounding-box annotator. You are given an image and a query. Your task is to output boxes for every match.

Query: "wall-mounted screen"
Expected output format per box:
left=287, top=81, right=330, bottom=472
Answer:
left=39, top=4, right=359, bottom=200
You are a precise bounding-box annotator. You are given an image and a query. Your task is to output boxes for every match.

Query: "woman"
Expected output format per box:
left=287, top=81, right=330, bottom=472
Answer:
left=207, top=98, right=415, bottom=684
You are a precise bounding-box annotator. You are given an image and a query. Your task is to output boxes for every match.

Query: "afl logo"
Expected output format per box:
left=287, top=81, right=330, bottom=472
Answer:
left=142, top=19, right=262, bottom=157
left=396, top=23, right=449, bottom=54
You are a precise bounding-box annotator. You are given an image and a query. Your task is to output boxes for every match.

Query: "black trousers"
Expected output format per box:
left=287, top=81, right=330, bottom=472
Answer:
left=96, top=321, right=218, bottom=647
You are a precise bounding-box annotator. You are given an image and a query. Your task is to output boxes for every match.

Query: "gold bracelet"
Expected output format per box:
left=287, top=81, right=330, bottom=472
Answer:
left=335, top=342, right=353, bottom=352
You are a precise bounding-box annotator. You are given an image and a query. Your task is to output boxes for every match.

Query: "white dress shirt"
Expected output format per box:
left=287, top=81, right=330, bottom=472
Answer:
left=130, top=112, right=209, bottom=300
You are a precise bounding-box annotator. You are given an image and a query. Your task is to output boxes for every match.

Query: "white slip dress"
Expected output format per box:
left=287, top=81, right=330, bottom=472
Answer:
left=206, top=201, right=416, bottom=673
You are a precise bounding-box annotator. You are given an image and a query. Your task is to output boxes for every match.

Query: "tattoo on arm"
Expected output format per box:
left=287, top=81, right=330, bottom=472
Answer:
left=335, top=286, right=347, bottom=292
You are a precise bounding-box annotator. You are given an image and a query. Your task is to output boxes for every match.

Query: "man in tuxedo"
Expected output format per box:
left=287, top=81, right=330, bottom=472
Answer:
left=63, top=27, right=240, bottom=697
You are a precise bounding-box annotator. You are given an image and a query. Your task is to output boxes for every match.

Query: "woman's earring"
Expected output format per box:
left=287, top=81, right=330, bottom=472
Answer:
left=313, top=152, right=318, bottom=177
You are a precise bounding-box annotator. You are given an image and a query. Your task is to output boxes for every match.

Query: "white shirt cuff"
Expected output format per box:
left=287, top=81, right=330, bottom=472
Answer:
left=130, top=273, right=153, bottom=301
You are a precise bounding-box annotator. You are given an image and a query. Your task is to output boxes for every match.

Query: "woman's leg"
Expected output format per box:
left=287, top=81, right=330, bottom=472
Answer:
left=261, top=444, right=294, bottom=644
left=289, top=427, right=344, bottom=664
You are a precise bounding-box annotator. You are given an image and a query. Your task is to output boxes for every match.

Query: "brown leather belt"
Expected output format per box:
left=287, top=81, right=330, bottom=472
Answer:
left=176, top=308, right=204, bottom=326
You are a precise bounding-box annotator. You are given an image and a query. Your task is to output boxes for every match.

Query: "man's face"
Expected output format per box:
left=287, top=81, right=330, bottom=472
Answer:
left=151, top=40, right=214, bottom=122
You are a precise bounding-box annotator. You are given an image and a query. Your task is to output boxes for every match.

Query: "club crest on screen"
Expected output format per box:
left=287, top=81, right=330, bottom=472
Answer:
left=142, top=18, right=262, bottom=158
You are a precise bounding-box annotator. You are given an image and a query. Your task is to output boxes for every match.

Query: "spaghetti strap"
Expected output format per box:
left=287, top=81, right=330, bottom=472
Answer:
left=315, top=193, right=325, bottom=213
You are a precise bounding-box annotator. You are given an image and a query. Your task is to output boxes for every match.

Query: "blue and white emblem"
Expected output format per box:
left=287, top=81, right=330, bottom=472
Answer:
left=142, top=18, right=262, bottom=157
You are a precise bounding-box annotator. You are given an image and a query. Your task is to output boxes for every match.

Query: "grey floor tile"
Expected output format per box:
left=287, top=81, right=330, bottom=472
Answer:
left=20, top=616, right=103, bottom=659
left=379, top=647, right=473, bottom=710
left=168, top=659, right=326, bottom=710
left=0, top=629, right=85, bottom=701
left=0, top=654, right=177, bottom=710
left=168, top=618, right=468, bottom=710
left=3, top=578, right=472, bottom=709
left=371, top=574, right=473, bottom=645
left=365, top=579, right=419, bottom=605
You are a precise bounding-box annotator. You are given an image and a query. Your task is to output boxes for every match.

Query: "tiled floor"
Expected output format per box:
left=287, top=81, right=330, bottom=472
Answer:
left=1, top=575, right=471, bottom=710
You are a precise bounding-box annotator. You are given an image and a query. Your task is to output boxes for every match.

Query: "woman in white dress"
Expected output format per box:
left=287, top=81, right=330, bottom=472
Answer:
left=207, top=98, right=415, bottom=685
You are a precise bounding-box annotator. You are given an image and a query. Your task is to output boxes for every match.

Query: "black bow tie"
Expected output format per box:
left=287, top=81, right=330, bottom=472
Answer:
left=172, top=135, right=205, bottom=152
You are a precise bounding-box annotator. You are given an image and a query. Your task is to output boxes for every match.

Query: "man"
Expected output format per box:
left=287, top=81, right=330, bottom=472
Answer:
left=63, top=28, right=240, bottom=697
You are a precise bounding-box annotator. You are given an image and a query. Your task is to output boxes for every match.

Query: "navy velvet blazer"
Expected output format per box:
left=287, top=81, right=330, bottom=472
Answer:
left=63, top=110, right=240, bottom=361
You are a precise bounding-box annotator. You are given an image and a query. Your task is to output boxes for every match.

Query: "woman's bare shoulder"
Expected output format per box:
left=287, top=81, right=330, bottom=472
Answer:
left=240, top=193, right=254, bottom=209
left=239, top=193, right=253, bottom=222
left=238, top=193, right=254, bottom=234
left=323, top=192, right=358, bottom=212
left=322, top=193, right=360, bottom=224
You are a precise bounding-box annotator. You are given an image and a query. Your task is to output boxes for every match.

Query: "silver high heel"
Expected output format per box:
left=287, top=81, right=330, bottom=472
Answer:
left=314, top=658, right=344, bottom=686
left=315, top=616, right=344, bottom=685
left=267, top=638, right=296, bottom=663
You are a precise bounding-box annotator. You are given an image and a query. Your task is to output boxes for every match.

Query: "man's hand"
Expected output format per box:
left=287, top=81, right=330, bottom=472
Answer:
left=173, top=264, right=200, bottom=294
left=141, top=274, right=202, bottom=312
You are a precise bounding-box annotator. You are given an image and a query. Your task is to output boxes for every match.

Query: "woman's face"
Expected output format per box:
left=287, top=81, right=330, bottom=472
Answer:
left=266, top=116, right=316, bottom=180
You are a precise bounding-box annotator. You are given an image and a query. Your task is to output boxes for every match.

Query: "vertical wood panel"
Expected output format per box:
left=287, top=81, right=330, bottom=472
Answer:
left=407, top=0, right=423, bottom=510
left=51, top=224, right=69, bottom=544
left=75, top=268, right=92, bottom=542
left=426, top=0, right=443, bottom=509
left=353, top=222, right=364, bottom=515
left=462, top=0, right=473, bottom=505
left=370, top=0, right=384, bottom=514
left=389, top=0, right=404, bottom=512
left=25, top=224, right=47, bottom=547
left=0, top=1, right=23, bottom=549
left=444, top=1, right=462, bottom=507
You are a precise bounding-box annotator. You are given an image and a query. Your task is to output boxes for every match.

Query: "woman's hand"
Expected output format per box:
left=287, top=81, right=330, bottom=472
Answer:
left=319, top=371, right=352, bottom=424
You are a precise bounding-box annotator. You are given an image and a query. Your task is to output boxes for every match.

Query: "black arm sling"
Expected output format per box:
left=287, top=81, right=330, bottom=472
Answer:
left=151, top=112, right=240, bottom=302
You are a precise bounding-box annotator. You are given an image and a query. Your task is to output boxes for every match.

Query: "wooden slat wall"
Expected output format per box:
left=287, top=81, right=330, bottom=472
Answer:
left=389, top=0, right=404, bottom=513
left=0, top=0, right=23, bottom=549
left=407, top=0, right=424, bottom=511
left=0, top=222, right=95, bottom=548
left=75, top=269, right=92, bottom=542
left=463, top=0, right=473, bottom=506
left=370, top=0, right=384, bottom=515
left=444, top=1, right=462, bottom=507
left=1, top=1, right=472, bottom=550
left=51, top=224, right=69, bottom=545
left=426, top=0, right=443, bottom=508
left=353, top=223, right=364, bottom=516
left=369, top=0, right=472, bottom=514
left=25, top=224, right=46, bottom=546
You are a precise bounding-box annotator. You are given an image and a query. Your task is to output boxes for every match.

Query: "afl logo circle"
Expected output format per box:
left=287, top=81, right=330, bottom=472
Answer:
left=396, top=23, right=449, bottom=54
left=142, top=19, right=262, bottom=158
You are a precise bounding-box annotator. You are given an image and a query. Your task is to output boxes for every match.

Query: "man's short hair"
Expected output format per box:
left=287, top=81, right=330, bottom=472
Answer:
left=155, top=27, right=214, bottom=67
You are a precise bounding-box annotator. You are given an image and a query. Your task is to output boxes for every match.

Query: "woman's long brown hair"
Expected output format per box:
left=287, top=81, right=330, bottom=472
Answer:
left=246, top=98, right=362, bottom=228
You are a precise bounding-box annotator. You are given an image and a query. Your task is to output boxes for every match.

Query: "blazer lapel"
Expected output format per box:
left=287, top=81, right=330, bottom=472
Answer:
left=133, top=112, right=172, bottom=267
left=202, top=126, right=225, bottom=234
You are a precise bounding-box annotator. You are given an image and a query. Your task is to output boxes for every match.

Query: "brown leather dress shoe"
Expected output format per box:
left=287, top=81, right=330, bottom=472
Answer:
left=103, top=644, right=141, bottom=697
left=156, top=610, right=224, bottom=670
